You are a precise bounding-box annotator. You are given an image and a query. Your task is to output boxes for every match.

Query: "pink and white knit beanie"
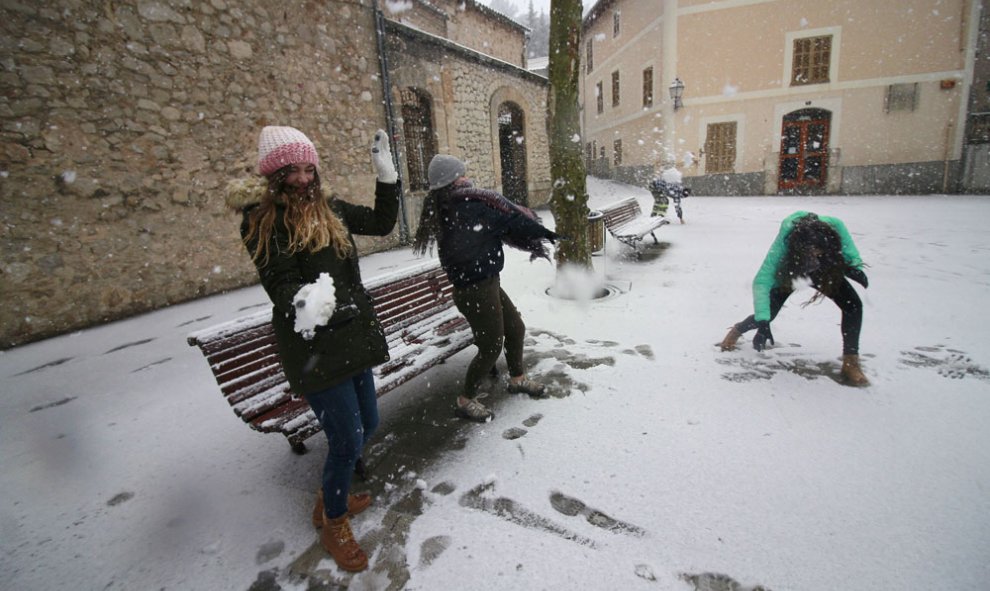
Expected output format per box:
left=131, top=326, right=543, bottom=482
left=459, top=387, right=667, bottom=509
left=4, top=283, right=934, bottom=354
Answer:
left=257, top=126, right=320, bottom=176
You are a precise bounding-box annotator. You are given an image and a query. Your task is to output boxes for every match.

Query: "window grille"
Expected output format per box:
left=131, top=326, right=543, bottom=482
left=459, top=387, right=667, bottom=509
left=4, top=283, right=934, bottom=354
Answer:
left=612, top=71, right=620, bottom=107
left=885, top=83, right=918, bottom=112
left=643, top=67, right=654, bottom=108
left=400, top=88, right=437, bottom=191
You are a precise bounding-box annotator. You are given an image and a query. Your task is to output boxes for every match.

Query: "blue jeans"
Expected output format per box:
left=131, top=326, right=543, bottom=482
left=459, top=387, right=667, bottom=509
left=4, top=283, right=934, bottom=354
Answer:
left=304, top=368, right=379, bottom=519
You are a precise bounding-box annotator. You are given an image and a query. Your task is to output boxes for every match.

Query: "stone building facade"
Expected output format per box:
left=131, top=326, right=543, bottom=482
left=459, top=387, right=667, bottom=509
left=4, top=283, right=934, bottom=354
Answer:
left=384, top=20, right=552, bottom=227
left=387, top=0, right=529, bottom=67
left=0, top=0, right=550, bottom=347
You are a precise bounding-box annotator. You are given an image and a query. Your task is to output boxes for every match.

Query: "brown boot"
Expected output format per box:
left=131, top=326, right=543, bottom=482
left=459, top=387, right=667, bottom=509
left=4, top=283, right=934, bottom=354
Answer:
left=841, top=354, right=870, bottom=386
left=718, top=326, right=743, bottom=351
left=313, top=490, right=373, bottom=528
left=321, top=515, right=368, bottom=572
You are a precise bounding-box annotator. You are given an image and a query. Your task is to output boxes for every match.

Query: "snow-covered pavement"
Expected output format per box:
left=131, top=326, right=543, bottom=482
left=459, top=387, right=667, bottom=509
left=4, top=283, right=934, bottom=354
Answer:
left=3, top=180, right=989, bottom=591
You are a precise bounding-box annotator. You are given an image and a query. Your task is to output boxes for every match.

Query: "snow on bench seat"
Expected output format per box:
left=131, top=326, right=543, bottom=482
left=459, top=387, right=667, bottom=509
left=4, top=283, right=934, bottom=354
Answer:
left=599, top=196, right=669, bottom=251
left=187, top=260, right=472, bottom=453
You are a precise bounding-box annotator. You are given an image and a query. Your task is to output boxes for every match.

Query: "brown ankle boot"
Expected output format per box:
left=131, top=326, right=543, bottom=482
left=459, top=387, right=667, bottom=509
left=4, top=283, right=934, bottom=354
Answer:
left=718, top=326, right=743, bottom=351
left=313, top=491, right=373, bottom=528
left=321, top=515, right=368, bottom=572
left=841, top=354, right=870, bottom=386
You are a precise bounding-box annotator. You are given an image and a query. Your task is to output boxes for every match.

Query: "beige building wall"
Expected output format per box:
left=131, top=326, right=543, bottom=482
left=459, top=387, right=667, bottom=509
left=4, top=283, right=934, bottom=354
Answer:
left=582, top=0, right=980, bottom=194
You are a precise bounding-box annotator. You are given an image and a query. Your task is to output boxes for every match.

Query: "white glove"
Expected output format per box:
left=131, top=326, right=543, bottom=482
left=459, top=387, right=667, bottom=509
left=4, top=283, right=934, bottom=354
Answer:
left=371, top=129, right=398, bottom=184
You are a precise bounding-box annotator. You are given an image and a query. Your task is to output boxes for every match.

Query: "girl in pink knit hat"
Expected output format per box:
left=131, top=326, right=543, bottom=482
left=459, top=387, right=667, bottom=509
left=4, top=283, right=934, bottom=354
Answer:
left=226, top=126, right=399, bottom=573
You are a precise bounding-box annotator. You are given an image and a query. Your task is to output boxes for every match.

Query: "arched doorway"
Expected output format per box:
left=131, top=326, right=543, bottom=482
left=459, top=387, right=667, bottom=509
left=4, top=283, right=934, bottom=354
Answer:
left=778, top=108, right=831, bottom=192
left=497, top=102, right=528, bottom=205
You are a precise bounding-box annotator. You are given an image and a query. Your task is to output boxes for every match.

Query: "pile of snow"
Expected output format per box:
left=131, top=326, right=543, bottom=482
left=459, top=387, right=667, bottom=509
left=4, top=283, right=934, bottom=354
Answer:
left=661, top=167, right=683, bottom=184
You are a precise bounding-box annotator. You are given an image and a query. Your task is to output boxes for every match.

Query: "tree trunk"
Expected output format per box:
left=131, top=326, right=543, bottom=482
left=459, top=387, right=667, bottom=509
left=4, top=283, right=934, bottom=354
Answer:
left=547, top=0, right=591, bottom=269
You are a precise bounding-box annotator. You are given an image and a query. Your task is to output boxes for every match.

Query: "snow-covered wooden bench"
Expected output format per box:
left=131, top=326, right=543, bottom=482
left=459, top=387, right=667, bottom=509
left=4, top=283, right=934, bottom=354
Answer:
left=599, top=196, right=670, bottom=252
left=187, top=260, right=472, bottom=454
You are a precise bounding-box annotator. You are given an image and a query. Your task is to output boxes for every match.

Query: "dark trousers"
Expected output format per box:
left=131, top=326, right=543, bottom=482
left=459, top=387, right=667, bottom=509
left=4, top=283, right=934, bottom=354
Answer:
left=735, top=279, right=863, bottom=355
left=304, top=368, right=379, bottom=519
left=452, top=275, right=526, bottom=398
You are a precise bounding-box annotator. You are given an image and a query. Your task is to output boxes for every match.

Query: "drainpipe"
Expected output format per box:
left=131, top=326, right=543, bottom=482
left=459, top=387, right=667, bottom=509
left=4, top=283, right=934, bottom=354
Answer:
left=373, top=0, right=410, bottom=242
left=942, top=120, right=954, bottom=194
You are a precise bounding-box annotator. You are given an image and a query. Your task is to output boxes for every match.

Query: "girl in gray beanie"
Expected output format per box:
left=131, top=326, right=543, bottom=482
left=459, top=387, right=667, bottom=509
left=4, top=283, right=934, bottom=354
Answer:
left=413, top=154, right=558, bottom=422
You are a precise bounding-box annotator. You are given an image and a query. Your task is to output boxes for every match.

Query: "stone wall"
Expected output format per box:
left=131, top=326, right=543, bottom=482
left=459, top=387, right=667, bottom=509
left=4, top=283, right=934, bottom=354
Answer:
left=443, top=0, right=527, bottom=68
left=0, top=0, right=397, bottom=348
left=385, top=21, right=551, bottom=214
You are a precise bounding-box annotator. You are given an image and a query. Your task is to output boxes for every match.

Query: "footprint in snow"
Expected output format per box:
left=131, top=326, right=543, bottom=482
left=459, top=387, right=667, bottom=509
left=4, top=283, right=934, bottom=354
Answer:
left=680, top=571, right=773, bottom=591
left=899, top=345, right=990, bottom=382
left=549, top=490, right=646, bottom=537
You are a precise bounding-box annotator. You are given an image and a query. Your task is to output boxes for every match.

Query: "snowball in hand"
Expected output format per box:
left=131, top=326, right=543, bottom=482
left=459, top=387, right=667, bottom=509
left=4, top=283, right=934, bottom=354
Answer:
left=292, top=273, right=337, bottom=340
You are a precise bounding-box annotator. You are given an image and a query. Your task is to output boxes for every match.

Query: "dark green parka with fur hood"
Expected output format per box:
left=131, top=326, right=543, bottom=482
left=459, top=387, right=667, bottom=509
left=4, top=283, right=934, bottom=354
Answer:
left=225, top=177, right=399, bottom=396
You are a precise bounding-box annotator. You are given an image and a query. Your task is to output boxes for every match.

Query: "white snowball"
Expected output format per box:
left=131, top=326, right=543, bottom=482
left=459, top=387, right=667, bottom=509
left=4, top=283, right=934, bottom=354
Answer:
left=292, top=273, right=337, bottom=341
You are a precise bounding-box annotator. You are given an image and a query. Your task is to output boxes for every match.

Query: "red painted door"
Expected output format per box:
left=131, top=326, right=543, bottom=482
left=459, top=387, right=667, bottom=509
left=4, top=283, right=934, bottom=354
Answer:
left=778, top=110, right=830, bottom=191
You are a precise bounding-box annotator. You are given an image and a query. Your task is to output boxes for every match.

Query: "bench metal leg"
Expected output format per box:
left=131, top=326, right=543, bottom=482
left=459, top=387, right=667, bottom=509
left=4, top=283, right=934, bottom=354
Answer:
left=650, top=231, right=659, bottom=244
left=288, top=434, right=309, bottom=455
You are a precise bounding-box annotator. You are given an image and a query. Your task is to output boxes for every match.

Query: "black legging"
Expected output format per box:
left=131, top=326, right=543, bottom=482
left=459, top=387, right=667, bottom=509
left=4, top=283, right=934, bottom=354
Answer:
left=452, top=274, right=526, bottom=398
left=734, top=278, right=863, bottom=355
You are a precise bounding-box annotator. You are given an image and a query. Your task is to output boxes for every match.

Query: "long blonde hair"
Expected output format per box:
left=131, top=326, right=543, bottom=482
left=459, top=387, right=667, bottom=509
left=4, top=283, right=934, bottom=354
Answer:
left=244, top=167, right=353, bottom=265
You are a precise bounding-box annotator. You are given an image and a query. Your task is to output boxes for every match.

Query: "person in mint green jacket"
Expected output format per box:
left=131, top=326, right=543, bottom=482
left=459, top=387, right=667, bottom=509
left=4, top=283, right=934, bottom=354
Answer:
left=718, top=211, right=870, bottom=386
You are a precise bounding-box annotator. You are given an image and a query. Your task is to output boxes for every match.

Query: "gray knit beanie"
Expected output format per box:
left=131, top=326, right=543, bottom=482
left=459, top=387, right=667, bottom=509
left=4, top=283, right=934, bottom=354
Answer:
left=427, top=154, right=466, bottom=190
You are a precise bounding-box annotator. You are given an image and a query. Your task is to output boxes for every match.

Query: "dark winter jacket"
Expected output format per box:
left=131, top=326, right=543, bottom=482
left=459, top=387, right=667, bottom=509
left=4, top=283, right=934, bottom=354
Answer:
left=649, top=178, right=687, bottom=202
left=435, top=183, right=554, bottom=288
left=225, top=177, right=399, bottom=396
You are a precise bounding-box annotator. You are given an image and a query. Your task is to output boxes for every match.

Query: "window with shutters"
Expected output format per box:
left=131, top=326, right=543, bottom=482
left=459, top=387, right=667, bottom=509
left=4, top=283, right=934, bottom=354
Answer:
left=643, top=67, right=654, bottom=108
left=596, top=81, right=604, bottom=114
left=612, top=70, right=620, bottom=107
left=791, top=35, right=831, bottom=86
left=586, top=39, right=594, bottom=73
left=704, top=122, right=737, bottom=174
left=613, top=11, right=620, bottom=38
left=613, top=139, right=622, bottom=166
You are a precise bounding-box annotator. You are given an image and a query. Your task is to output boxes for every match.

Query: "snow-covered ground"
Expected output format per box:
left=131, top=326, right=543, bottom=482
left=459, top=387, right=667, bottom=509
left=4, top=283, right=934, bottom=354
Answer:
left=3, top=179, right=989, bottom=591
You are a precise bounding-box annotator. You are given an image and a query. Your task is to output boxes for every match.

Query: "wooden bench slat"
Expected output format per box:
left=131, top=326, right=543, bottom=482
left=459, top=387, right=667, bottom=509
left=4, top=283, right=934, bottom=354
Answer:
left=232, top=382, right=293, bottom=420
left=250, top=397, right=311, bottom=432
left=222, top=365, right=286, bottom=399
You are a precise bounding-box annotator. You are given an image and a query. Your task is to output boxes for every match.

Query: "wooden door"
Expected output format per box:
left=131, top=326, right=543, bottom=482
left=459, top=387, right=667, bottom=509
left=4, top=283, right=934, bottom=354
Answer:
left=778, top=109, right=830, bottom=191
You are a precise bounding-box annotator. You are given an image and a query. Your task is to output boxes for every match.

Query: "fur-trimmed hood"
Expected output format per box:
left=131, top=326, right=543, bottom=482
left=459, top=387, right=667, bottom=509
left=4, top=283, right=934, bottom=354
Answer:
left=223, top=177, right=333, bottom=211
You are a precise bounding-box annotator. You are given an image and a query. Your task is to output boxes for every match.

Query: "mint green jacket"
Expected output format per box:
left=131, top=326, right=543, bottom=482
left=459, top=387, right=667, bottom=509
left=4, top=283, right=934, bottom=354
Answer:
left=751, top=211, right=863, bottom=322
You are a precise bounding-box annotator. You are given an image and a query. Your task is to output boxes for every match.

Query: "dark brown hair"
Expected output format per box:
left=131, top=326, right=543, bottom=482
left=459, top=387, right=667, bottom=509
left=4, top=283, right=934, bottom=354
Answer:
left=777, top=214, right=847, bottom=297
